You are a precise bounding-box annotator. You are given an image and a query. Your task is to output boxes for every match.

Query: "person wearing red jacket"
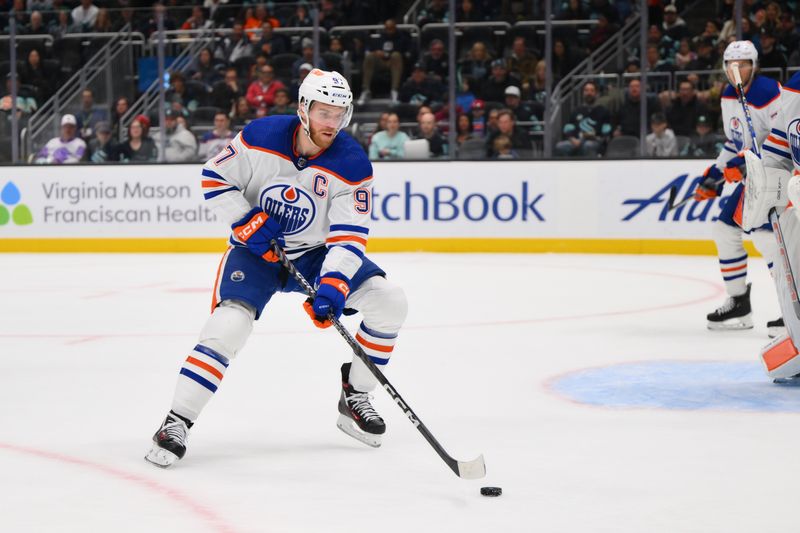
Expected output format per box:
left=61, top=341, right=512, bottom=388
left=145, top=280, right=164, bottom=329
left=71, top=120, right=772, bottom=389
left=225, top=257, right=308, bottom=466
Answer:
left=246, top=65, right=286, bottom=110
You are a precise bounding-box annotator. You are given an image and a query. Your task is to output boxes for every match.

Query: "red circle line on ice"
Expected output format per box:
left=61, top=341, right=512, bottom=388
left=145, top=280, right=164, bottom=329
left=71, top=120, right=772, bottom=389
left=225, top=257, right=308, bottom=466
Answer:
left=0, top=442, right=239, bottom=533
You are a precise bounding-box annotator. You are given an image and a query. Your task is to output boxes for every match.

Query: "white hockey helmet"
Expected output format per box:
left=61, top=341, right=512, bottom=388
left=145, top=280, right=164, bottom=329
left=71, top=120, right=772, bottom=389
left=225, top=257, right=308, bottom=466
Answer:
left=723, top=40, right=758, bottom=71
left=297, top=68, right=353, bottom=136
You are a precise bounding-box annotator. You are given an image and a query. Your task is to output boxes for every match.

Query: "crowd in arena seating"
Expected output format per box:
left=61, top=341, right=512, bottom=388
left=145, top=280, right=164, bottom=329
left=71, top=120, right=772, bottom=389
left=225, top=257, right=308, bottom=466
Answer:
left=2, top=0, right=800, bottom=163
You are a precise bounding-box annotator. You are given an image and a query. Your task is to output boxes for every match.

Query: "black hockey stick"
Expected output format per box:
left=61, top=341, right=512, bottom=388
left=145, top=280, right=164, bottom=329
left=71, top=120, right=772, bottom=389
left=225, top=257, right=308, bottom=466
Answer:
left=270, top=240, right=486, bottom=480
left=667, top=177, right=725, bottom=212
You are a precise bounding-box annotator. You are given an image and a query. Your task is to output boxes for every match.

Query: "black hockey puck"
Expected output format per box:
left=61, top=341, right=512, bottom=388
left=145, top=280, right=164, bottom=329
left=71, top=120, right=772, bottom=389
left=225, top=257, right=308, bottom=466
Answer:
left=480, top=486, right=502, bottom=497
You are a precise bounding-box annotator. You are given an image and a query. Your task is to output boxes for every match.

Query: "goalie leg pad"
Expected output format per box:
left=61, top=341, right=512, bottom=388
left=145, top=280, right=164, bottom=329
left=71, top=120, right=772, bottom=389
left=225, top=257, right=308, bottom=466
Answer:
left=742, top=150, right=791, bottom=231
left=762, top=334, right=800, bottom=379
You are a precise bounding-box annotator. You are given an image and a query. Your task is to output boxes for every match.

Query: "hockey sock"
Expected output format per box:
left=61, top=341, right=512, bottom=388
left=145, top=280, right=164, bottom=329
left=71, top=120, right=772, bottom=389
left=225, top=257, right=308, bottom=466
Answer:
left=719, top=253, right=748, bottom=296
left=350, top=321, right=398, bottom=392
left=170, top=344, right=230, bottom=422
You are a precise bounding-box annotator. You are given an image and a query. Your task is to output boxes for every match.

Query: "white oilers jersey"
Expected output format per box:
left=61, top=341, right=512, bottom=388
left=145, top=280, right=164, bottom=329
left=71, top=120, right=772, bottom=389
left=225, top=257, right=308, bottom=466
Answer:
left=763, top=71, right=800, bottom=174
left=201, top=115, right=373, bottom=280
left=715, top=75, right=781, bottom=170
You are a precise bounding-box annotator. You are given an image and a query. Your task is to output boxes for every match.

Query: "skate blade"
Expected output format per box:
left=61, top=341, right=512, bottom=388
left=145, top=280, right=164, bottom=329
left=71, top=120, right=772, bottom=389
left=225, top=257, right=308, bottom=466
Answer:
left=768, top=326, right=787, bottom=339
left=773, top=376, right=800, bottom=385
left=336, top=414, right=382, bottom=448
left=707, top=315, right=753, bottom=331
left=144, top=444, right=180, bottom=468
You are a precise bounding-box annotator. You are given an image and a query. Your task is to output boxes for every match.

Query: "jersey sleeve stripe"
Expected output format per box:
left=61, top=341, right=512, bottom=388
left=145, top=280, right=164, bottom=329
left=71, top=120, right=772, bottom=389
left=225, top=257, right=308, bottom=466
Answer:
left=767, top=135, right=790, bottom=148
left=309, top=164, right=372, bottom=185
left=327, top=243, right=365, bottom=258
left=239, top=135, right=292, bottom=162
left=723, top=144, right=738, bottom=155
left=326, top=234, right=368, bottom=246
left=201, top=168, right=229, bottom=183
left=771, top=128, right=788, bottom=139
left=329, top=224, right=369, bottom=234
left=762, top=144, right=792, bottom=159
left=204, top=186, right=239, bottom=200
left=202, top=179, right=229, bottom=188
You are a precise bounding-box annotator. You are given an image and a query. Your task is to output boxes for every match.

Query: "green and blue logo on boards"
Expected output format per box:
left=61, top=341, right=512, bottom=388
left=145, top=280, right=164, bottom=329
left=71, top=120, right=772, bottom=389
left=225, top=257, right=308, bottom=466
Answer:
left=0, top=182, right=33, bottom=225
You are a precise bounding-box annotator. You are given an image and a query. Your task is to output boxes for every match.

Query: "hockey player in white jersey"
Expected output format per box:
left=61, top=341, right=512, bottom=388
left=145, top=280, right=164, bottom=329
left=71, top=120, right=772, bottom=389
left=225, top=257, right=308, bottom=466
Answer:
left=692, top=41, right=783, bottom=334
left=145, top=69, right=408, bottom=467
left=756, top=69, right=800, bottom=379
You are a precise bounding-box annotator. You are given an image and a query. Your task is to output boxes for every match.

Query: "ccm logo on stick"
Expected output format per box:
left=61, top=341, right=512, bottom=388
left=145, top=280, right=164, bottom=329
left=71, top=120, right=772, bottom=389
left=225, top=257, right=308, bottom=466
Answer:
left=383, top=383, right=420, bottom=428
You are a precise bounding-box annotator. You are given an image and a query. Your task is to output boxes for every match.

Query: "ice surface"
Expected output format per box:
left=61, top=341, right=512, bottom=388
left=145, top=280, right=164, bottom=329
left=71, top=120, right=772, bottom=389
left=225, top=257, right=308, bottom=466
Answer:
left=0, top=252, right=794, bottom=532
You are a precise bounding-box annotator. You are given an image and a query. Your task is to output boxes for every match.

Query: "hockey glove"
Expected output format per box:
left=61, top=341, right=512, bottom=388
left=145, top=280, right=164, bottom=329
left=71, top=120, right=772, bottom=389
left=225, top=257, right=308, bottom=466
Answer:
left=232, top=207, right=284, bottom=262
left=723, top=153, right=746, bottom=183
left=694, top=176, right=720, bottom=201
left=303, top=273, right=350, bottom=328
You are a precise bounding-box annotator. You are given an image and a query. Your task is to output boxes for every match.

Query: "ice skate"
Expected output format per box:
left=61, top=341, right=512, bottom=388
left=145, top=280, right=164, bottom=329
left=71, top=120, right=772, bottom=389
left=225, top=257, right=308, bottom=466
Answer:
left=767, top=317, right=786, bottom=339
left=145, top=412, right=192, bottom=468
left=707, top=283, right=753, bottom=330
left=336, top=362, right=385, bottom=448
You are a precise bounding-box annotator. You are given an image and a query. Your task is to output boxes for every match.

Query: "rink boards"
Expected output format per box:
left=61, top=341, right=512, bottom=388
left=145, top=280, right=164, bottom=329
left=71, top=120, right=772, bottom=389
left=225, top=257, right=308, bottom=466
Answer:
left=0, top=160, right=761, bottom=255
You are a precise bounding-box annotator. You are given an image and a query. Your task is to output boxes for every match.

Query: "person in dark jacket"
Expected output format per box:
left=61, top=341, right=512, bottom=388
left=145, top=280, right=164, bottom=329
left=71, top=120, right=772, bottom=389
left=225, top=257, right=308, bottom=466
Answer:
left=555, top=81, right=612, bottom=157
left=612, top=78, right=661, bottom=137
left=665, top=79, right=708, bottom=137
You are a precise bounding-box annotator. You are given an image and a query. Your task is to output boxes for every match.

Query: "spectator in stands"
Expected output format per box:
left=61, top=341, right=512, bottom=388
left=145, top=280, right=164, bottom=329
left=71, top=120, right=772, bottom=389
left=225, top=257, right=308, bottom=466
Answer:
left=646, top=44, right=675, bottom=74
left=110, top=96, right=130, bottom=139
left=481, top=59, right=520, bottom=105
left=459, top=41, right=492, bottom=86
left=418, top=0, right=449, bottom=26
left=589, top=14, right=617, bottom=49
left=75, top=88, right=108, bottom=141
left=758, top=26, right=787, bottom=75
left=487, top=109, right=528, bottom=157
left=559, top=0, right=587, bottom=20
left=507, top=37, right=538, bottom=92
left=646, top=112, right=677, bottom=157
left=685, top=37, right=717, bottom=70
left=71, top=0, right=99, bottom=31
left=190, top=48, right=222, bottom=88
left=318, top=0, right=342, bottom=31
left=493, top=135, right=517, bottom=159
left=485, top=107, right=500, bottom=138
left=181, top=6, right=210, bottom=32
left=674, top=38, right=696, bottom=70
left=216, top=23, right=255, bottom=65
left=551, top=39, right=575, bottom=82
left=458, top=0, right=484, bottom=22
left=25, top=10, right=47, bottom=34
left=116, top=115, right=158, bottom=163
left=1, top=74, right=37, bottom=117
left=528, top=60, right=547, bottom=104
left=612, top=78, right=661, bottom=138
left=246, top=64, right=286, bottom=110
left=764, top=1, right=782, bottom=32
left=456, top=113, right=474, bottom=145
left=555, top=81, right=611, bottom=158
left=35, top=113, right=86, bottom=164
left=416, top=111, right=447, bottom=157
left=398, top=62, right=444, bottom=106
left=368, top=112, right=409, bottom=160
left=166, top=72, right=201, bottom=113
left=244, top=5, right=279, bottom=41
left=288, top=4, right=313, bottom=27
left=289, top=63, right=313, bottom=102
left=257, top=22, right=288, bottom=57
left=292, top=39, right=325, bottom=79
left=504, top=86, right=542, bottom=126
left=93, top=8, right=112, bottom=32
left=268, top=88, right=297, bottom=116
left=470, top=99, right=486, bottom=136
left=687, top=114, right=721, bottom=157
left=212, top=67, right=244, bottom=112
left=777, top=13, right=798, bottom=58
left=48, top=9, right=72, bottom=38
left=87, top=121, right=117, bottom=163
left=20, top=48, right=53, bottom=103
left=665, top=80, right=707, bottom=137
left=662, top=4, right=689, bottom=41
left=456, top=77, right=476, bottom=113
left=138, top=3, right=177, bottom=37
left=420, top=39, right=449, bottom=83
left=199, top=111, right=235, bottom=161
left=231, top=96, right=255, bottom=128
left=113, top=7, right=136, bottom=32
left=358, top=19, right=410, bottom=105
left=692, top=20, right=720, bottom=49
left=157, top=109, right=197, bottom=163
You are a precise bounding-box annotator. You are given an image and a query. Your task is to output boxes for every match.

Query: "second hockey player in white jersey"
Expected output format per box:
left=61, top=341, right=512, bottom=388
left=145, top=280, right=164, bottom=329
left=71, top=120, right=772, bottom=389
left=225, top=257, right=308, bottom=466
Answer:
left=145, top=69, right=408, bottom=467
left=693, top=41, right=783, bottom=335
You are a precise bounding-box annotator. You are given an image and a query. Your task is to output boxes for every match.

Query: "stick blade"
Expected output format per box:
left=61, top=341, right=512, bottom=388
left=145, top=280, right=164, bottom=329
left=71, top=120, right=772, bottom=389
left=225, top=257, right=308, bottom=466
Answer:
left=457, top=454, right=486, bottom=479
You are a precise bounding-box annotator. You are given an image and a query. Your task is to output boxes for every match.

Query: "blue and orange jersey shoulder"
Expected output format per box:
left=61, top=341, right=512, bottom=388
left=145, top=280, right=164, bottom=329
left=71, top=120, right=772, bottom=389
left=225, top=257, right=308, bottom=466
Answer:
left=784, top=70, right=800, bottom=94
left=240, top=115, right=372, bottom=186
left=721, top=75, right=781, bottom=108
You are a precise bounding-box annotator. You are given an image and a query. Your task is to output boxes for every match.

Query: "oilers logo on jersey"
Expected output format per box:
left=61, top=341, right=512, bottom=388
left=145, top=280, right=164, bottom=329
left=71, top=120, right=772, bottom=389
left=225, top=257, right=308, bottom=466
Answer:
left=730, top=117, right=744, bottom=150
left=788, top=118, right=800, bottom=166
left=260, top=184, right=316, bottom=236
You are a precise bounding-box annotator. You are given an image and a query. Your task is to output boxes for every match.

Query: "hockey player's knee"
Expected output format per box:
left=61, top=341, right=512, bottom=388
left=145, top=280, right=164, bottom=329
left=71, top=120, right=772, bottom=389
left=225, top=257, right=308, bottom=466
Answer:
left=365, top=281, right=408, bottom=330
left=198, top=299, right=255, bottom=360
left=711, top=219, right=742, bottom=248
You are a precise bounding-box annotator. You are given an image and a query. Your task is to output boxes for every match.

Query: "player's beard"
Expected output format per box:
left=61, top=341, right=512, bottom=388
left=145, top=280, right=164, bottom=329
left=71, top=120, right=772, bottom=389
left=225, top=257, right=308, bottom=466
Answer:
left=309, top=126, right=337, bottom=150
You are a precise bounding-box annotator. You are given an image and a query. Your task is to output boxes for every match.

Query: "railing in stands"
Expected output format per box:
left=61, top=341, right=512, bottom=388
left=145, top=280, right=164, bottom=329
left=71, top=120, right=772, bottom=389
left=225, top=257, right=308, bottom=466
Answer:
left=24, top=27, right=146, bottom=161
